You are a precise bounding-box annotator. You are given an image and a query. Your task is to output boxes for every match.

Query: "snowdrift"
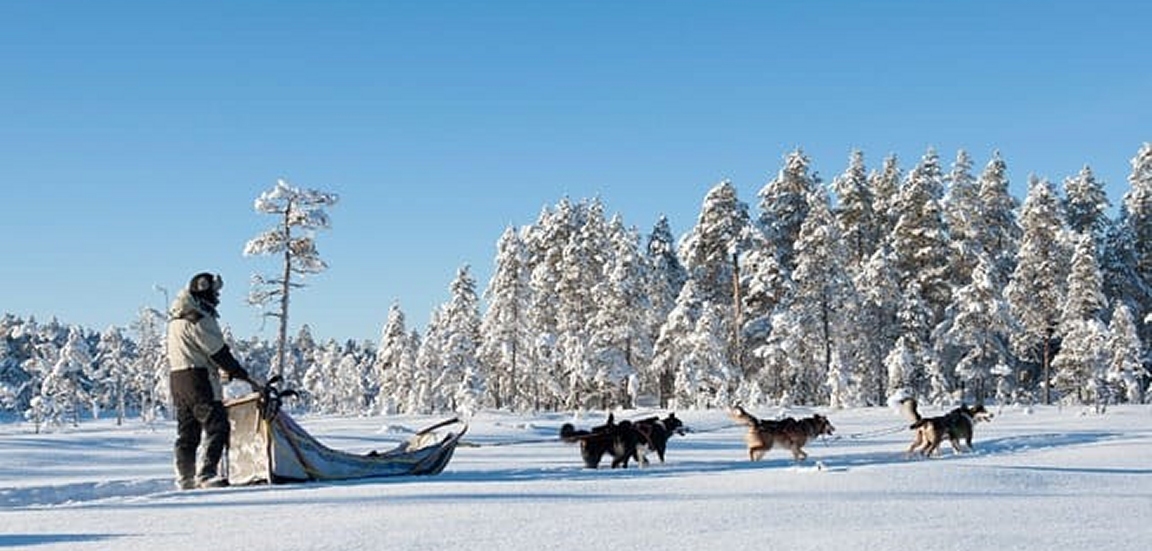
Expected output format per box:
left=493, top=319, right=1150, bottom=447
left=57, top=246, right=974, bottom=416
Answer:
left=224, top=389, right=465, bottom=485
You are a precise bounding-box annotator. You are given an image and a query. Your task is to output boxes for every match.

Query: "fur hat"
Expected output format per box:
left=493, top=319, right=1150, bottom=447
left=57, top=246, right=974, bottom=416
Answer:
left=188, top=272, right=223, bottom=306
left=189, top=272, right=223, bottom=293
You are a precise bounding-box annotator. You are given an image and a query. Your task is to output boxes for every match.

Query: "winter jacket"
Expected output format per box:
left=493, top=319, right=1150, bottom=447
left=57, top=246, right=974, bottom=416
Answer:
left=166, top=288, right=246, bottom=401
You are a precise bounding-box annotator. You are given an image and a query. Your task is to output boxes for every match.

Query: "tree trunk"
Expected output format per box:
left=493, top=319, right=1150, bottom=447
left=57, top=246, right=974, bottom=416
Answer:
left=275, top=203, right=293, bottom=380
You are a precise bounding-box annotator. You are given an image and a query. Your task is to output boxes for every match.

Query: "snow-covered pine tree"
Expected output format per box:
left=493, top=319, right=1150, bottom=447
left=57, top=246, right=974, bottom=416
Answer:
left=1006, top=176, right=1070, bottom=404
left=243, top=178, right=338, bottom=378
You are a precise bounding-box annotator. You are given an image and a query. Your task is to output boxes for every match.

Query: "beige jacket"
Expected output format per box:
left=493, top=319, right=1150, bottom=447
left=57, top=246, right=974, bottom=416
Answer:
left=166, top=289, right=228, bottom=400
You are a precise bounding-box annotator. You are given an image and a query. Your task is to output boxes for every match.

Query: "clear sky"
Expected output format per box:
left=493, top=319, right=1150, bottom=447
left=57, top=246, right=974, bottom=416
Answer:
left=2, top=0, right=1149, bottom=345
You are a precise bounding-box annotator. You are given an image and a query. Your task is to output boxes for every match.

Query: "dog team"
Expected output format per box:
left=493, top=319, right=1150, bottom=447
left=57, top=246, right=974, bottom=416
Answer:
left=558, top=398, right=993, bottom=468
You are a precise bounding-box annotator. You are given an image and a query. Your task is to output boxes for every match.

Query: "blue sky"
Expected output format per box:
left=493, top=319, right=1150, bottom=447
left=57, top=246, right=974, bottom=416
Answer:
left=2, top=0, right=1149, bottom=344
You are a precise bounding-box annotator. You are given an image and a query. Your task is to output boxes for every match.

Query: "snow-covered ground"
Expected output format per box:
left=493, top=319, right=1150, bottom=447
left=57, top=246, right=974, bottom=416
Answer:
left=2, top=403, right=1150, bottom=551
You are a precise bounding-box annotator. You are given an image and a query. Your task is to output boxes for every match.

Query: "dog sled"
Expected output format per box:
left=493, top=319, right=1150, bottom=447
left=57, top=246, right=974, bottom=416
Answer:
left=224, top=380, right=466, bottom=485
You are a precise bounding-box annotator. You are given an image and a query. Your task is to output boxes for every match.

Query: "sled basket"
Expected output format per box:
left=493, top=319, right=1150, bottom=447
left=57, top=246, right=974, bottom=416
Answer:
left=224, top=391, right=465, bottom=485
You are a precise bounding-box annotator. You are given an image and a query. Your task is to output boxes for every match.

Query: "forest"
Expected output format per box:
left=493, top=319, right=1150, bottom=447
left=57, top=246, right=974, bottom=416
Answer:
left=3, top=144, right=1151, bottom=429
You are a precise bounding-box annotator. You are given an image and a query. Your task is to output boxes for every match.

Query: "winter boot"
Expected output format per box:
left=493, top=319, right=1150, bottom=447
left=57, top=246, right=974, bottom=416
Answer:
left=197, top=476, right=231, bottom=489
left=174, top=448, right=197, bottom=491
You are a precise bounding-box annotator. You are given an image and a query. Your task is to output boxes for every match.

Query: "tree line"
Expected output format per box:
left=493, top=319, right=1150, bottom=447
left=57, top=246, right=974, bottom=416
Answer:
left=3, top=144, right=1150, bottom=429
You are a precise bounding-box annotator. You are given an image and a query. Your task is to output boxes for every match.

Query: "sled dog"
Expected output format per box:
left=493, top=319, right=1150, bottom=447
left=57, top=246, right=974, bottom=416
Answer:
left=729, top=406, right=835, bottom=462
left=900, top=398, right=993, bottom=457
left=560, top=413, right=645, bottom=469
left=632, top=412, right=685, bottom=464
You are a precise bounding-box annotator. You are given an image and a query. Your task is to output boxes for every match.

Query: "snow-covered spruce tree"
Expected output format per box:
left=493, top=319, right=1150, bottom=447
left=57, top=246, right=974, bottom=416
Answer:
left=974, top=151, right=1020, bottom=291
left=332, top=342, right=370, bottom=415
left=933, top=151, right=982, bottom=394
left=373, top=302, right=410, bottom=414
left=890, top=148, right=952, bottom=338
left=943, top=149, right=981, bottom=285
left=673, top=302, right=733, bottom=409
left=736, top=231, right=787, bottom=386
left=758, top=149, right=818, bottom=274
left=678, top=180, right=758, bottom=377
left=433, top=265, right=483, bottom=416
left=853, top=243, right=902, bottom=405
left=831, top=149, right=880, bottom=269
left=129, top=306, right=167, bottom=423
left=556, top=199, right=613, bottom=409
left=478, top=226, right=534, bottom=411
left=788, top=185, right=858, bottom=405
left=651, top=280, right=703, bottom=407
left=679, top=181, right=757, bottom=307
left=303, top=340, right=340, bottom=414
left=19, top=319, right=64, bottom=431
left=281, top=325, right=317, bottom=406
left=1005, top=176, right=1070, bottom=405
left=397, top=329, right=423, bottom=414
left=868, top=154, right=903, bottom=239
left=92, top=326, right=133, bottom=424
left=1106, top=304, right=1145, bottom=403
left=640, top=215, right=687, bottom=403
left=585, top=216, right=647, bottom=409
left=939, top=253, right=1014, bottom=403
left=243, top=178, right=338, bottom=378
left=0, top=316, right=31, bottom=415
left=1062, top=165, right=1111, bottom=250
left=39, top=325, right=92, bottom=427
left=1100, top=212, right=1141, bottom=325
left=521, top=199, right=577, bottom=410
left=1051, top=234, right=1110, bottom=405
left=1119, top=143, right=1152, bottom=359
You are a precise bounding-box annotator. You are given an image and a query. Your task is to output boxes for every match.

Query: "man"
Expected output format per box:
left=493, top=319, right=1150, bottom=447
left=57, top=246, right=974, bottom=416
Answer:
left=166, top=272, right=255, bottom=490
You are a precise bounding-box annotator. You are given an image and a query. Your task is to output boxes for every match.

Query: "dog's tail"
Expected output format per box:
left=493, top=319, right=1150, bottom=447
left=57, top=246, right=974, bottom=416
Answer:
left=899, top=398, right=923, bottom=428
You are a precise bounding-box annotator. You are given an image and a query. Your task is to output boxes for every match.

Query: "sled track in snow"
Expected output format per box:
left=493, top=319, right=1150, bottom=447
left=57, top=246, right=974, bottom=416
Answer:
left=0, top=430, right=1131, bottom=508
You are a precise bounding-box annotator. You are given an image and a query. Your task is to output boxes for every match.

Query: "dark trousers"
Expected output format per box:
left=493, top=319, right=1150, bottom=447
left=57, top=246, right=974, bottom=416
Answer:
left=170, top=368, right=229, bottom=481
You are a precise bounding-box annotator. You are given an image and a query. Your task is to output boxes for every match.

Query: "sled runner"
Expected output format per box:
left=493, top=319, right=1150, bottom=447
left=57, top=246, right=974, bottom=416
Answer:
left=224, top=380, right=466, bottom=485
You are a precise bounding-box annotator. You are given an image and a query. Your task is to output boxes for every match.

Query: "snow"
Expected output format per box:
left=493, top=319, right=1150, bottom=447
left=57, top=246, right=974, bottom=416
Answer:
left=2, top=405, right=1150, bottom=550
